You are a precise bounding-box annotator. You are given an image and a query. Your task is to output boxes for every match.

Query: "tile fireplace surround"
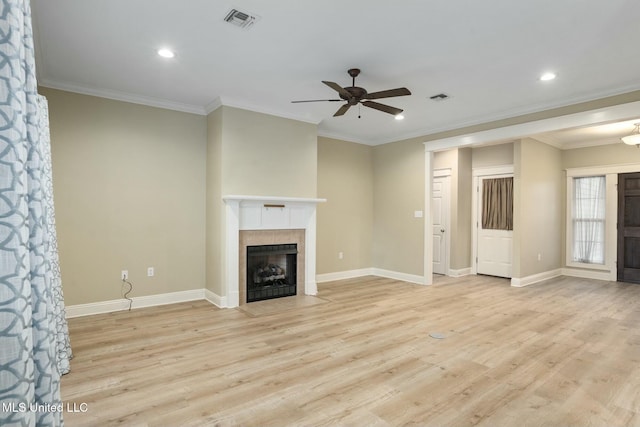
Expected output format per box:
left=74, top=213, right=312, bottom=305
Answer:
left=222, top=195, right=326, bottom=307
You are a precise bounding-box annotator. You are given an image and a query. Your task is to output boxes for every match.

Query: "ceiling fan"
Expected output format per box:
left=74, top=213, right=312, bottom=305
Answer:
left=292, top=68, right=411, bottom=118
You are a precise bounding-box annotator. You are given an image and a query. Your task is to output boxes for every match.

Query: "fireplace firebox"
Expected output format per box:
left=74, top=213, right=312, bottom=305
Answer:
left=246, top=244, right=297, bottom=303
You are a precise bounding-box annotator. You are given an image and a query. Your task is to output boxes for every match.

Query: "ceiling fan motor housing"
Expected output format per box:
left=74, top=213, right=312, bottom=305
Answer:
left=342, top=87, right=368, bottom=104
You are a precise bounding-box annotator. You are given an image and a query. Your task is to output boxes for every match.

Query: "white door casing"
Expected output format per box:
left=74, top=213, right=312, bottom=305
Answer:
left=473, top=168, right=513, bottom=278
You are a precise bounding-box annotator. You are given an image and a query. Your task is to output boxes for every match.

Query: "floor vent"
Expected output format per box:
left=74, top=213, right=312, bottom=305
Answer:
left=224, top=8, right=260, bottom=29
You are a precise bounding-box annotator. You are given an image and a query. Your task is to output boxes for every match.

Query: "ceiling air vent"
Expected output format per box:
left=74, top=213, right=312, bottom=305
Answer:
left=224, top=8, right=260, bottom=29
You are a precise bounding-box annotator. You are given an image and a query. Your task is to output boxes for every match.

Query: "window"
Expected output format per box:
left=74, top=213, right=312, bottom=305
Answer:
left=572, top=176, right=605, bottom=264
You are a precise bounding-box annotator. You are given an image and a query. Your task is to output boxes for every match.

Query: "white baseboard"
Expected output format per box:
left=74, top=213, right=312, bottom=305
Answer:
left=511, top=269, right=562, bottom=287
left=316, top=268, right=374, bottom=283
left=66, top=289, right=205, bottom=318
left=448, top=267, right=472, bottom=277
left=316, top=268, right=426, bottom=285
left=561, top=267, right=614, bottom=281
left=67, top=268, right=429, bottom=317
left=371, top=268, right=426, bottom=285
left=204, top=288, right=227, bottom=308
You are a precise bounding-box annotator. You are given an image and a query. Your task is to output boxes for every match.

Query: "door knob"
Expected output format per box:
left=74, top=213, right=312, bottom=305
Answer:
left=441, top=229, right=445, bottom=233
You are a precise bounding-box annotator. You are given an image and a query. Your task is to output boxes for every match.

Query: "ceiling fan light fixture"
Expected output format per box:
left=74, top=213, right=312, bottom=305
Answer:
left=622, top=123, right=640, bottom=145
left=395, top=114, right=405, bottom=120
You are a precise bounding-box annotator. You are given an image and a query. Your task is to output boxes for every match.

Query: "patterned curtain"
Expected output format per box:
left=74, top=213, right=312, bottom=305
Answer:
left=0, top=1, right=72, bottom=426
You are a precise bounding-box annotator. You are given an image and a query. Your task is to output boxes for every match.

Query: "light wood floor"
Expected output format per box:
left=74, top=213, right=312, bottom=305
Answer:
left=61, top=275, right=640, bottom=426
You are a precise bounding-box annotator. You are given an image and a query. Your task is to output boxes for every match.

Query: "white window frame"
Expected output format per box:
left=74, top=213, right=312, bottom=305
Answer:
left=565, top=168, right=618, bottom=275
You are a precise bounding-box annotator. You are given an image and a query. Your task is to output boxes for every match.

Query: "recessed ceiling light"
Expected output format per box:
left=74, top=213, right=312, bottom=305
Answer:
left=395, top=114, right=405, bottom=121
left=540, top=72, right=557, bottom=81
left=157, top=48, right=175, bottom=59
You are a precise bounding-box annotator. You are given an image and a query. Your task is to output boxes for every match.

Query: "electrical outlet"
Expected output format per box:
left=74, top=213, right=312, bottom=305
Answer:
left=338, top=252, right=344, bottom=260
left=121, top=270, right=128, bottom=280
left=537, top=253, right=542, bottom=261
left=147, top=267, right=154, bottom=277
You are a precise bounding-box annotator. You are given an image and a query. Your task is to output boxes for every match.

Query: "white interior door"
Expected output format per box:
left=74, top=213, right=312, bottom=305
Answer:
left=476, top=175, right=513, bottom=278
left=432, top=175, right=449, bottom=275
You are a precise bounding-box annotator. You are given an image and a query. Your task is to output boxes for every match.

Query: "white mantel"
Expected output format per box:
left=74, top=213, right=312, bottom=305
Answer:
left=222, top=195, right=326, bottom=308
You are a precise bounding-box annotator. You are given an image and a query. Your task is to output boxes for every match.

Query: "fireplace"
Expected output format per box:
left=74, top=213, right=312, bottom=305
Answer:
left=246, top=244, right=297, bottom=302
left=222, top=195, right=326, bottom=308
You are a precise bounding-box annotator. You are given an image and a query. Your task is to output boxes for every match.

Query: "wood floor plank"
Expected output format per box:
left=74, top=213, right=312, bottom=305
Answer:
left=60, top=275, right=640, bottom=426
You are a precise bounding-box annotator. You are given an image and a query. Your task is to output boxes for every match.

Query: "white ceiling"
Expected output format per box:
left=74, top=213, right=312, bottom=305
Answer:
left=31, top=0, right=640, bottom=146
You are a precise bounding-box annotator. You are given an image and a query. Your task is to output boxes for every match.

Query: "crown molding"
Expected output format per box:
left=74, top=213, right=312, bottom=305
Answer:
left=217, top=96, right=321, bottom=124
left=38, top=77, right=640, bottom=148
left=39, top=79, right=207, bottom=115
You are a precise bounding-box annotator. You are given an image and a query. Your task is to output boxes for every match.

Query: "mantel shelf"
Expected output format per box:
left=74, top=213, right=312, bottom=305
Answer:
left=223, top=195, right=327, bottom=204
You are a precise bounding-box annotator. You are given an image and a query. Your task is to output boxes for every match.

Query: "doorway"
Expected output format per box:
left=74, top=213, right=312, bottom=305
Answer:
left=617, top=172, right=640, bottom=284
left=473, top=170, right=513, bottom=278
left=432, top=171, right=450, bottom=275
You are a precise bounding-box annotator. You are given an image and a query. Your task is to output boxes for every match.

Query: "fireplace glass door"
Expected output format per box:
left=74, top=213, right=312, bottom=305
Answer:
left=246, top=244, right=297, bottom=302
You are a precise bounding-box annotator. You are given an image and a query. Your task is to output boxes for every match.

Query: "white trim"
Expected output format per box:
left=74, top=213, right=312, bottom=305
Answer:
left=204, top=288, right=227, bottom=308
left=316, top=268, right=374, bottom=283
left=304, top=210, right=319, bottom=296
left=204, top=97, right=223, bottom=114
left=422, top=100, right=640, bottom=152
left=316, top=268, right=432, bottom=284
left=562, top=267, right=615, bottom=282
left=222, top=195, right=325, bottom=307
left=317, top=129, right=371, bottom=146
left=565, top=174, right=618, bottom=281
left=39, top=80, right=207, bottom=115
left=510, top=269, right=562, bottom=287
left=471, top=170, right=515, bottom=275
left=472, top=165, right=514, bottom=177
left=222, top=195, right=327, bottom=204
left=65, top=289, right=205, bottom=318
left=566, top=163, right=640, bottom=177
left=448, top=268, right=472, bottom=277
left=224, top=201, right=240, bottom=308
left=371, top=268, right=426, bottom=285
left=424, top=151, right=434, bottom=285
left=216, top=96, right=321, bottom=125
left=433, top=168, right=452, bottom=178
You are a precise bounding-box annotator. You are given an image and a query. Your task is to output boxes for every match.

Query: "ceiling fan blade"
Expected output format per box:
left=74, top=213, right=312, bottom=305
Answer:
left=291, top=99, right=342, bottom=103
left=333, top=104, right=351, bottom=117
left=322, top=81, right=352, bottom=99
left=362, top=101, right=403, bottom=116
left=364, top=87, right=411, bottom=100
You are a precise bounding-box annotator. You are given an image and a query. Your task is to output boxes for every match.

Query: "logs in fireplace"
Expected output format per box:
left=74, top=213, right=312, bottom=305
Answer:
left=246, top=244, right=297, bottom=302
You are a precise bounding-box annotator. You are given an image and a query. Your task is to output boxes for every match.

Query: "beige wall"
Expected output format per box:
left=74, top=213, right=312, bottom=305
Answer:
left=372, top=138, right=425, bottom=275
left=456, top=148, right=472, bottom=269
left=513, top=138, right=562, bottom=278
left=43, top=88, right=207, bottom=305
left=472, top=143, right=514, bottom=169
left=205, top=106, right=318, bottom=298
left=433, top=148, right=473, bottom=270
left=220, top=106, right=317, bottom=198
left=560, top=143, right=640, bottom=269
left=205, top=108, right=224, bottom=295
left=562, top=143, right=640, bottom=169
left=317, top=137, right=373, bottom=274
